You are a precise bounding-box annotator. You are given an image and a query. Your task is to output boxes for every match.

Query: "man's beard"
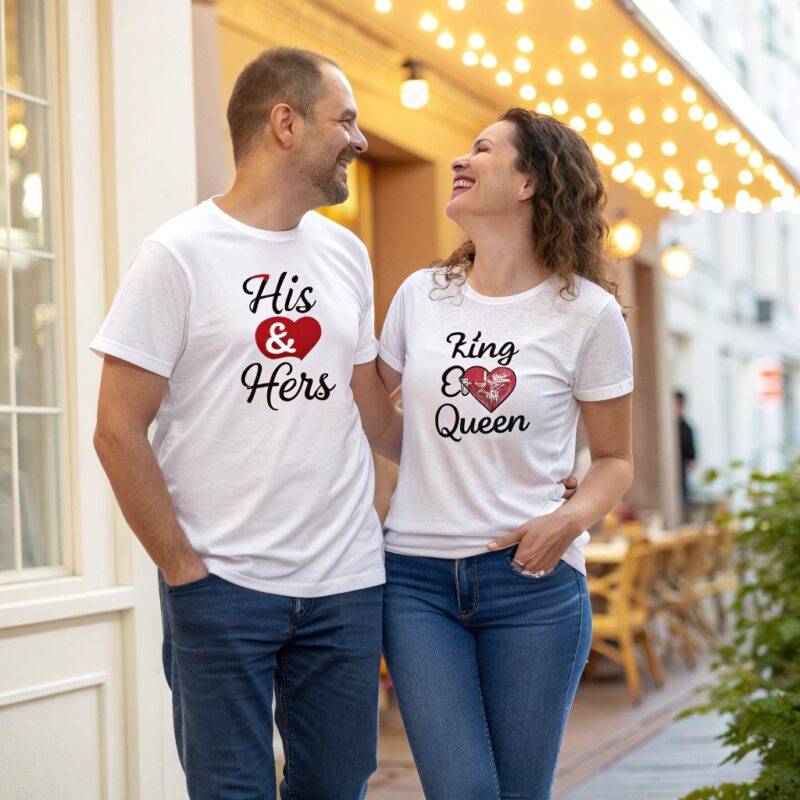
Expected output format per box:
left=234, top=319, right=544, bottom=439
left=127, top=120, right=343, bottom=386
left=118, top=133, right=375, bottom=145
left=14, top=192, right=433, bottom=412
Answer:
left=310, top=149, right=352, bottom=206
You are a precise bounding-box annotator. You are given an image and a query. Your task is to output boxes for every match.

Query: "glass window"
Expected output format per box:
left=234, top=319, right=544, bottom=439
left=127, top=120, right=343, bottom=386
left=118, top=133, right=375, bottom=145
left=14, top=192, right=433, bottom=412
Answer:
left=1, top=0, right=65, bottom=580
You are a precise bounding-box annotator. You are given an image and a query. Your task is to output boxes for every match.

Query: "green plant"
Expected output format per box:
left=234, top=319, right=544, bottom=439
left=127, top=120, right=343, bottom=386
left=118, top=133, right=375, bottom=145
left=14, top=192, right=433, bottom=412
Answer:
left=679, top=458, right=800, bottom=800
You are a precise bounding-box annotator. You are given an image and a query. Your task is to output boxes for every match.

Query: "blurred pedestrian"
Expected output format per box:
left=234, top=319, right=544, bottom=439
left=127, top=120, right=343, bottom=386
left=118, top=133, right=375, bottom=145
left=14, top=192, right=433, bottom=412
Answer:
left=675, top=389, right=697, bottom=516
left=378, top=108, right=634, bottom=800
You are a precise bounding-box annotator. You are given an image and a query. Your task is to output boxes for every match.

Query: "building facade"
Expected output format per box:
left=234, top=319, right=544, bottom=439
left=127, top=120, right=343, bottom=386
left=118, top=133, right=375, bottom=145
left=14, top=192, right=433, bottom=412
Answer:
left=662, top=0, right=800, bottom=500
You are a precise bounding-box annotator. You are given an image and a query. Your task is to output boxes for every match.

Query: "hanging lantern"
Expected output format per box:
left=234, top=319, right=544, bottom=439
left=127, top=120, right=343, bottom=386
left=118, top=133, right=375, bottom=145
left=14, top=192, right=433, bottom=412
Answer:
left=609, top=218, right=642, bottom=258
left=400, top=60, right=429, bottom=110
left=661, top=244, right=693, bottom=279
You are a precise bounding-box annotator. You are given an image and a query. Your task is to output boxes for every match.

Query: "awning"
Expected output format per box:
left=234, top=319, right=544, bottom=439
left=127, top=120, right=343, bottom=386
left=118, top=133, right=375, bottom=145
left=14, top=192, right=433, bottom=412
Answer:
left=330, top=0, right=800, bottom=215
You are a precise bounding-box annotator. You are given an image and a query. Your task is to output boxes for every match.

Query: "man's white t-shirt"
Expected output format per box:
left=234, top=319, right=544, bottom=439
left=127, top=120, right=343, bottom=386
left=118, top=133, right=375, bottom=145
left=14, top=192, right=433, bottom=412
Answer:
left=379, top=268, right=633, bottom=575
left=91, top=199, right=385, bottom=597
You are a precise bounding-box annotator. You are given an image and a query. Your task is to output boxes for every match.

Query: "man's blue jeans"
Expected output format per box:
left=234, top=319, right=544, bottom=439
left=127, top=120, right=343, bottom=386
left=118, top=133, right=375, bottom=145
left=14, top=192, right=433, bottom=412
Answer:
left=383, top=547, right=591, bottom=800
left=158, top=573, right=383, bottom=799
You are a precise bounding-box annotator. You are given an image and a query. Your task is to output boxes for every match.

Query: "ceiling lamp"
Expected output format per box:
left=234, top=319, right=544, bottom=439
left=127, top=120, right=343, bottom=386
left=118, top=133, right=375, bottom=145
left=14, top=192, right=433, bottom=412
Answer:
left=570, top=36, right=587, bottom=54
left=623, top=40, right=639, bottom=57
left=661, top=244, right=692, bottom=279
left=609, top=217, right=642, bottom=258
left=419, top=13, right=438, bottom=31
left=374, top=0, right=392, bottom=11
left=641, top=56, right=658, bottom=73
left=517, top=36, right=534, bottom=52
left=400, top=60, right=429, bottom=110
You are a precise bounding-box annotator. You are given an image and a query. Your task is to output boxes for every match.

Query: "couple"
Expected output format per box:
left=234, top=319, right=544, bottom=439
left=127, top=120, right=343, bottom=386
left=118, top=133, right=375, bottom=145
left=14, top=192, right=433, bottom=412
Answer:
left=92, top=48, right=633, bottom=800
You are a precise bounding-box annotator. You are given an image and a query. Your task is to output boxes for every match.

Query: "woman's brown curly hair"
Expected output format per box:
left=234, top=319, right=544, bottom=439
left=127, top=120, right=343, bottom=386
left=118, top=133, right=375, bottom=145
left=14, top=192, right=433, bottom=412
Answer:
left=433, top=107, right=619, bottom=303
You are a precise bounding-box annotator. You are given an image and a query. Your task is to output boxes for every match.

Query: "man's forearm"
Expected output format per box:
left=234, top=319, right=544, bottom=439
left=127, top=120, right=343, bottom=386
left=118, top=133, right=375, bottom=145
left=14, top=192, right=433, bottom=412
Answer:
left=94, top=429, right=205, bottom=584
left=557, top=456, right=633, bottom=531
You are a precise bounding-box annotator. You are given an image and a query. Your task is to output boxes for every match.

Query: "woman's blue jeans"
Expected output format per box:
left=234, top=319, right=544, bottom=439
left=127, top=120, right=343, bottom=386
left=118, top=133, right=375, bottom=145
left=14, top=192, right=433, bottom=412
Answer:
left=383, top=547, right=591, bottom=800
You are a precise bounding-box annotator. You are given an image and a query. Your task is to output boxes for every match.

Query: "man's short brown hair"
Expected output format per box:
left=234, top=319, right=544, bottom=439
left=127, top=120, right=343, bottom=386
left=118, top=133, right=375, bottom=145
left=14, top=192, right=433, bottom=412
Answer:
left=226, top=47, right=339, bottom=164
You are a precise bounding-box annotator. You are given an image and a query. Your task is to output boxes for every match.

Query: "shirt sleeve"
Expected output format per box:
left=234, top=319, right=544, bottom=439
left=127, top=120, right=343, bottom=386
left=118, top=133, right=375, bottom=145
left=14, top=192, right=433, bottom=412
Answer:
left=378, top=279, right=407, bottom=373
left=573, top=298, right=633, bottom=401
left=90, top=239, right=191, bottom=378
left=353, top=246, right=379, bottom=365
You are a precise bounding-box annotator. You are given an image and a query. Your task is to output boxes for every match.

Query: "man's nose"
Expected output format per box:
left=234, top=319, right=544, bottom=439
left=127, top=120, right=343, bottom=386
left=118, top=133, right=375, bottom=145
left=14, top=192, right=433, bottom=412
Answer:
left=350, top=124, right=368, bottom=154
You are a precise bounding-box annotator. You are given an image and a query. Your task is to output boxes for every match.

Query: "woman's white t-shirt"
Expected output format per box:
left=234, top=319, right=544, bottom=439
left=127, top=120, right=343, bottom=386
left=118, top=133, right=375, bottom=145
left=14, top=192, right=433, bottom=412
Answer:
left=379, top=268, right=633, bottom=576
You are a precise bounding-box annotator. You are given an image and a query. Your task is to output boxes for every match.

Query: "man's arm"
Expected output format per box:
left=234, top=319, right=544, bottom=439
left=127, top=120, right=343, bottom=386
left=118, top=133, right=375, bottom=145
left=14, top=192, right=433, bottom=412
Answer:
left=351, top=359, right=402, bottom=464
left=93, top=355, right=207, bottom=587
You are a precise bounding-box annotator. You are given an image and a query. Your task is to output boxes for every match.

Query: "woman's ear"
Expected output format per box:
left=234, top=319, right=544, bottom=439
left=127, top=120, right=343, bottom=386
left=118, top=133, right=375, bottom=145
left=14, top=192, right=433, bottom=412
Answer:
left=517, top=182, right=534, bottom=201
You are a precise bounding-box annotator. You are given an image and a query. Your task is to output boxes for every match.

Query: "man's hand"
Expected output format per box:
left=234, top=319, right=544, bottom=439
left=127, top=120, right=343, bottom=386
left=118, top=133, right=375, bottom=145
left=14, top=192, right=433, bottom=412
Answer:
left=162, top=558, right=208, bottom=588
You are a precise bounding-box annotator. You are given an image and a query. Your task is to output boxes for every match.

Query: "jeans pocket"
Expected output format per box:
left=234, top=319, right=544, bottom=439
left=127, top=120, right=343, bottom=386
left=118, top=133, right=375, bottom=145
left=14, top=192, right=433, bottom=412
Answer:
left=166, top=572, right=218, bottom=594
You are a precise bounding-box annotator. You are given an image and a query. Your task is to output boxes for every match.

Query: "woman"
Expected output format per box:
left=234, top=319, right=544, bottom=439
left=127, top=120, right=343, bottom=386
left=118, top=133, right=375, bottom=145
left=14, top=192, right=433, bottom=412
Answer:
left=377, top=108, right=634, bottom=800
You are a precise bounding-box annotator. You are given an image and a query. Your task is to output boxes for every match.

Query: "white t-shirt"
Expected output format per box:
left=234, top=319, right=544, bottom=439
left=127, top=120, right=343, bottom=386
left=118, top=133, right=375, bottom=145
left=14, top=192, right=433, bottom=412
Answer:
left=91, top=199, right=385, bottom=597
left=379, top=268, right=633, bottom=575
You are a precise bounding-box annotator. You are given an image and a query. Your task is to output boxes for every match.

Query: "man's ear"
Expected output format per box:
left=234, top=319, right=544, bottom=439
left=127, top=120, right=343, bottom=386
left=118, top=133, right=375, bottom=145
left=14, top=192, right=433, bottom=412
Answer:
left=270, top=103, right=304, bottom=149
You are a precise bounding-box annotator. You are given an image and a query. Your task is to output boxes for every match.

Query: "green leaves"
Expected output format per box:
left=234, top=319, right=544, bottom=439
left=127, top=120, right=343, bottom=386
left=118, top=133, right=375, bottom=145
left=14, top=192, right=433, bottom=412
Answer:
left=680, top=458, right=800, bottom=800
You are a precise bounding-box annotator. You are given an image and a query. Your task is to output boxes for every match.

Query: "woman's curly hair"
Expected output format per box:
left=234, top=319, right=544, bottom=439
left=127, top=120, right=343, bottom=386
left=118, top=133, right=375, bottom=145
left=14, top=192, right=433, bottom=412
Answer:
left=433, top=107, right=619, bottom=303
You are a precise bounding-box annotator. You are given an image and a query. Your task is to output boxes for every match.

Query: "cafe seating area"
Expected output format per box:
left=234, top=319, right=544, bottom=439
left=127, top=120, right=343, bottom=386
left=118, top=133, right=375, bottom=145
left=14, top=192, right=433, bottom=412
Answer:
left=583, top=518, right=739, bottom=704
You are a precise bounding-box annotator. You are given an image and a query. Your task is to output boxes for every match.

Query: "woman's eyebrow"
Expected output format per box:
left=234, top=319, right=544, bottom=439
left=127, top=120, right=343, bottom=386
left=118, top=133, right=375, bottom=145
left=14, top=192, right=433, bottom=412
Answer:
left=473, top=137, right=494, bottom=148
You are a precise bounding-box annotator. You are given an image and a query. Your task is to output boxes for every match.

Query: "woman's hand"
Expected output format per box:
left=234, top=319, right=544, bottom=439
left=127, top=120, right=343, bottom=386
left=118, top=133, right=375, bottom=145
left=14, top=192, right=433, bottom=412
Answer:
left=486, top=511, right=583, bottom=576
left=561, top=475, right=578, bottom=500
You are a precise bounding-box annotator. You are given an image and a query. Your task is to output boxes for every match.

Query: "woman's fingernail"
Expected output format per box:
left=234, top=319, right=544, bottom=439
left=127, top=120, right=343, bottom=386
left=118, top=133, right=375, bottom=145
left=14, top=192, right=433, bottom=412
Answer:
left=487, top=542, right=498, bottom=550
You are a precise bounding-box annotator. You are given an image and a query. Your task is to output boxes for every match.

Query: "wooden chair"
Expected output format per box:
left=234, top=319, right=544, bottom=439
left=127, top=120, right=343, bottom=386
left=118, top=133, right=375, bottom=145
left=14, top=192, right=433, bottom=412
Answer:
left=692, top=524, right=739, bottom=632
left=588, top=540, right=665, bottom=704
left=649, top=535, right=700, bottom=668
left=651, top=527, right=722, bottom=667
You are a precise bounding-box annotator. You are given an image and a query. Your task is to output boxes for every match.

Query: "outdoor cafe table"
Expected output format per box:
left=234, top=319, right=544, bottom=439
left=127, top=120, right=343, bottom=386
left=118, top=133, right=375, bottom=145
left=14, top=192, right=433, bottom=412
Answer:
left=583, top=540, right=629, bottom=565
left=583, top=531, right=681, bottom=567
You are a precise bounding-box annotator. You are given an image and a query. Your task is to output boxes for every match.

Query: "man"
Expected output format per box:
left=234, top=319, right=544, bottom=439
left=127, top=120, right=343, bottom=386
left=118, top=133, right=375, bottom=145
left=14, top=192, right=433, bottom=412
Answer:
left=92, top=48, right=398, bottom=799
left=675, top=389, right=697, bottom=514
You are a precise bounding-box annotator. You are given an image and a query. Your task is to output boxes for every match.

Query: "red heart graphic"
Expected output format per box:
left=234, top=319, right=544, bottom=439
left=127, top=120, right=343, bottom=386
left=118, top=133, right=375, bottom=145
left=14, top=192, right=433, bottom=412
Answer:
left=255, top=316, right=321, bottom=360
left=460, top=366, right=517, bottom=412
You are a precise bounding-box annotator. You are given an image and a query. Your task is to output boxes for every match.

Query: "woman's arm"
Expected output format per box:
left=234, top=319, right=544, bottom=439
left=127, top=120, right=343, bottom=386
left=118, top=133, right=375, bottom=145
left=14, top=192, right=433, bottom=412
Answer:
left=487, top=392, right=633, bottom=574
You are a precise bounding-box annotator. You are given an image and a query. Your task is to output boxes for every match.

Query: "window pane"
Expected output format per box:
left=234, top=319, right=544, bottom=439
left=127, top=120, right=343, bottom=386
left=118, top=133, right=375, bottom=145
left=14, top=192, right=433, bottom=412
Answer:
left=13, top=254, right=56, bottom=407
left=8, top=98, right=50, bottom=251
left=0, top=254, right=9, bottom=404
left=0, top=103, right=9, bottom=249
left=5, top=0, right=48, bottom=99
left=19, top=412, right=61, bottom=568
left=0, top=413, right=13, bottom=571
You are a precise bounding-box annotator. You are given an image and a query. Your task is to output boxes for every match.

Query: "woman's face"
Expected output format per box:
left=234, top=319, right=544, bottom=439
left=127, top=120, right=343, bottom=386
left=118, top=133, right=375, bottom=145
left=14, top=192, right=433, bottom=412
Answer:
left=446, top=120, right=531, bottom=226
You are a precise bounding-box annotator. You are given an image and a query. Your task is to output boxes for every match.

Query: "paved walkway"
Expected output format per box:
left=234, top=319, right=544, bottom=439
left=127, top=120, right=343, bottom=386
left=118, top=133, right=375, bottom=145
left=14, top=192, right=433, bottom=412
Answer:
left=562, top=712, right=759, bottom=800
